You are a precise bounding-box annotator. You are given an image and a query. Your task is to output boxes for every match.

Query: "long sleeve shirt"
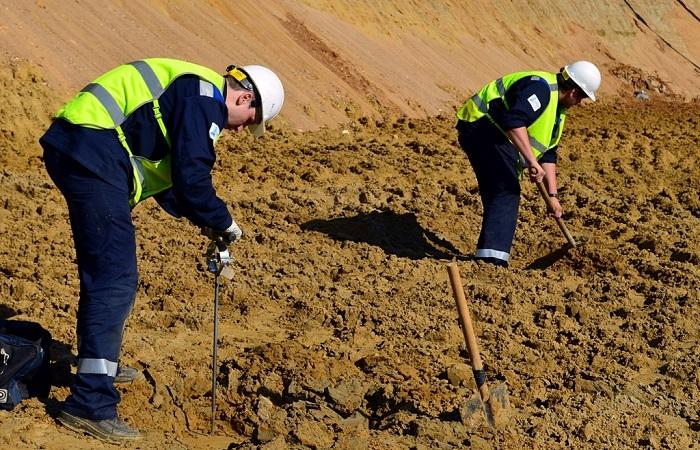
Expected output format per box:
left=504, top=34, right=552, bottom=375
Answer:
left=39, top=75, right=232, bottom=230
left=458, top=76, right=561, bottom=164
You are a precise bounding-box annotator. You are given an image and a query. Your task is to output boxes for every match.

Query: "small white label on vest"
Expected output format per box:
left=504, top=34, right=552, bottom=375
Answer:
left=527, top=94, right=541, bottom=112
left=199, top=80, right=214, bottom=98
left=209, top=123, right=221, bottom=141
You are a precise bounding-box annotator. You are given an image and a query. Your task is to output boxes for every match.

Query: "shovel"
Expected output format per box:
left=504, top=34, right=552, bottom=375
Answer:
left=535, top=181, right=577, bottom=247
left=447, top=263, right=510, bottom=427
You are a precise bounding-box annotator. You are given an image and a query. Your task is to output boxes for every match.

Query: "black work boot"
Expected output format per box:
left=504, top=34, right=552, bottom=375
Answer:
left=58, top=410, right=142, bottom=443
left=114, top=366, right=144, bottom=384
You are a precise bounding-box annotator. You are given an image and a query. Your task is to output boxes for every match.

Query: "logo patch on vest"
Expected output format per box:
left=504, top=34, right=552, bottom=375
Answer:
left=209, top=123, right=221, bottom=141
left=527, top=94, right=541, bottom=112
left=200, top=80, right=214, bottom=98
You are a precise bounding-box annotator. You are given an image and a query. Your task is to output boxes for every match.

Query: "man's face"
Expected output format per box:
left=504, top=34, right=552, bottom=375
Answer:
left=226, top=91, right=258, bottom=132
left=561, top=87, right=586, bottom=108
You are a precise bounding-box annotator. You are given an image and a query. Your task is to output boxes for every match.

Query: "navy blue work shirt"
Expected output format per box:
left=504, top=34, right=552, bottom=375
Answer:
left=459, top=76, right=560, bottom=164
left=40, top=75, right=233, bottom=231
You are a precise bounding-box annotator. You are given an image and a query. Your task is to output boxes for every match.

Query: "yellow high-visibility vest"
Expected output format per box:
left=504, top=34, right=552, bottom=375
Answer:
left=55, top=58, right=225, bottom=206
left=457, top=71, right=566, bottom=160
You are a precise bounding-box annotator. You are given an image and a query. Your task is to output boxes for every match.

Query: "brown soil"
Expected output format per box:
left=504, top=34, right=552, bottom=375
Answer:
left=1, top=2, right=699, bottom=449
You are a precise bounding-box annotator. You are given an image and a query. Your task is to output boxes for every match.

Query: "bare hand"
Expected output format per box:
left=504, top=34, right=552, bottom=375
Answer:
left=527, top=163, right=545, bottom=183
left=548, top=197, right=563, bottom=218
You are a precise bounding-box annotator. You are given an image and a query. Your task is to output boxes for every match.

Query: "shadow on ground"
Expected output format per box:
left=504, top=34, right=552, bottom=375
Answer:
left=525, top=245, right=573, bottom=270
left=302, top=210, right=466, bottom=260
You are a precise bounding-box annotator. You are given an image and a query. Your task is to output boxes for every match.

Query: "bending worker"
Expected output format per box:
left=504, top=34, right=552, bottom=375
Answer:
left=456, top=61, right=600, bottom=266
left=39, top=58, right=284, bottom=443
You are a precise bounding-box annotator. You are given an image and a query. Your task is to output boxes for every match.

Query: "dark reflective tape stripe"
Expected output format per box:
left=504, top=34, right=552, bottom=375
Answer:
left=471, top=94, right=488, bottom=113
left=529, top=136, right=548, bottom=153
left=495, top=78, right=505, bottom=96
left=129, top=60, right=163, bottom=98
left=82, top=83, right=125, bottom=124
left=549, top=83, right=558, bottom=91
left=77, top=358, right=118, bottom=376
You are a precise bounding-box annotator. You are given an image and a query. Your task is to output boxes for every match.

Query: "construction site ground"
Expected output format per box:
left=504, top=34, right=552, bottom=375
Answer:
left=1, top=1, right=699, bottom=449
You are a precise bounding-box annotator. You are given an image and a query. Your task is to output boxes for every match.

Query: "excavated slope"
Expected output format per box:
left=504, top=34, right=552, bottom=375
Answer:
left=1, top=0, right=699, bottom=130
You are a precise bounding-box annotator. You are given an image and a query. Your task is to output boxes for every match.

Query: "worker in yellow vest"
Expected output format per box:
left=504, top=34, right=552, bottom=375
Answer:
left=39, top=58, right=284, bottom=443
left=456, top=61, right=600, bottom=266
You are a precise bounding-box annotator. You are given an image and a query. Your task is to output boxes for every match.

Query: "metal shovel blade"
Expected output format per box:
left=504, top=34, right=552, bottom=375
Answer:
left=460, top=382, right=510, bottom=428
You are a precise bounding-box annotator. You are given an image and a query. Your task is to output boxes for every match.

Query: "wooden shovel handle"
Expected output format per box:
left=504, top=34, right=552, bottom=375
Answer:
left=535, top=181, right=577, bottom=247
left=447, top=264, right=490, bottom=402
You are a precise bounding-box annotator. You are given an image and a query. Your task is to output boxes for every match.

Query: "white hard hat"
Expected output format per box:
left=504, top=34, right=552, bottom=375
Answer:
left=563, top=60, right=601, bottom=101
left=240, top=65, right=284, bottom=138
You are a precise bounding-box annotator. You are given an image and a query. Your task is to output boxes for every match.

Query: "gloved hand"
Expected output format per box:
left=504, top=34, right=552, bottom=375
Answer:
left=202, top=219, right=243, bottom=244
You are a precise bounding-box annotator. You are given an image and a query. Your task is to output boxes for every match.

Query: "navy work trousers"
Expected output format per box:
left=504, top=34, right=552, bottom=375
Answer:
left=43, top=147, right=136, bottom=420
left=458, top=123, right=520, bottom=265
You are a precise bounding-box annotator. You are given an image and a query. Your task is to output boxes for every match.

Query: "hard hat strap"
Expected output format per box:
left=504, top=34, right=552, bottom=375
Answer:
left=226, top=65, right=262, bottom=124
left=226, top=65, right=254, bottom=91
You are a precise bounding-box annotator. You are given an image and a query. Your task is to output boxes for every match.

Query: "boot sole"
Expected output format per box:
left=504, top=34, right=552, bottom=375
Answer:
left=58, top=412, right=142, bottom=444
left=114, top=367, right=145, bottom=384
left=114, top=371, right=145, bottom=384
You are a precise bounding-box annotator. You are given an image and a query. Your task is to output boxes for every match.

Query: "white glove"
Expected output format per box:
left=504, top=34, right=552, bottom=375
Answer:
left=224, top=219, right=243, bottom=242
left=202, top=218, right=242, bottom=244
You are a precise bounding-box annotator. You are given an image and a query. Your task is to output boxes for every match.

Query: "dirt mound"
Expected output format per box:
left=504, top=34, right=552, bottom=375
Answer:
left=0, top=56, right=59, bottom=170
left=1, top=52, right=699, bottom=448
left=609, top=63, right=674, bottom=95
left=1, top=1, right=699, bottom=131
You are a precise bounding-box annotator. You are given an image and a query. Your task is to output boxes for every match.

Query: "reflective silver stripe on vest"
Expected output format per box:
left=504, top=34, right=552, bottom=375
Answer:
left=128, top=60, right=164, bottom=98
left=529, top=136, right=548, bottom=153
left=475, top=248, right=510, bottom=262
left=131, top=158, right=146, bottom=187
left=495, top=78, right=505, bottom=96
left=77, top=358, right=119, bottom=377
left=82, top=83, right=126, bottom=124
left=470, top=94, right=488, bottom=114
left=531, top=75, right=558, bottom=92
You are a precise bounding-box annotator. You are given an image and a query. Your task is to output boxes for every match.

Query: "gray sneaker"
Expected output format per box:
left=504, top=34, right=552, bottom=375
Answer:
left=58, top=410, right=142, bottom=443
left=114, top=366, right=144, bottom=384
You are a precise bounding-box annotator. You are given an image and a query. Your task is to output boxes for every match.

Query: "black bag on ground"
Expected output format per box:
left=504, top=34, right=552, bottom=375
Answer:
left=0, top=319, right=52, bottom=410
